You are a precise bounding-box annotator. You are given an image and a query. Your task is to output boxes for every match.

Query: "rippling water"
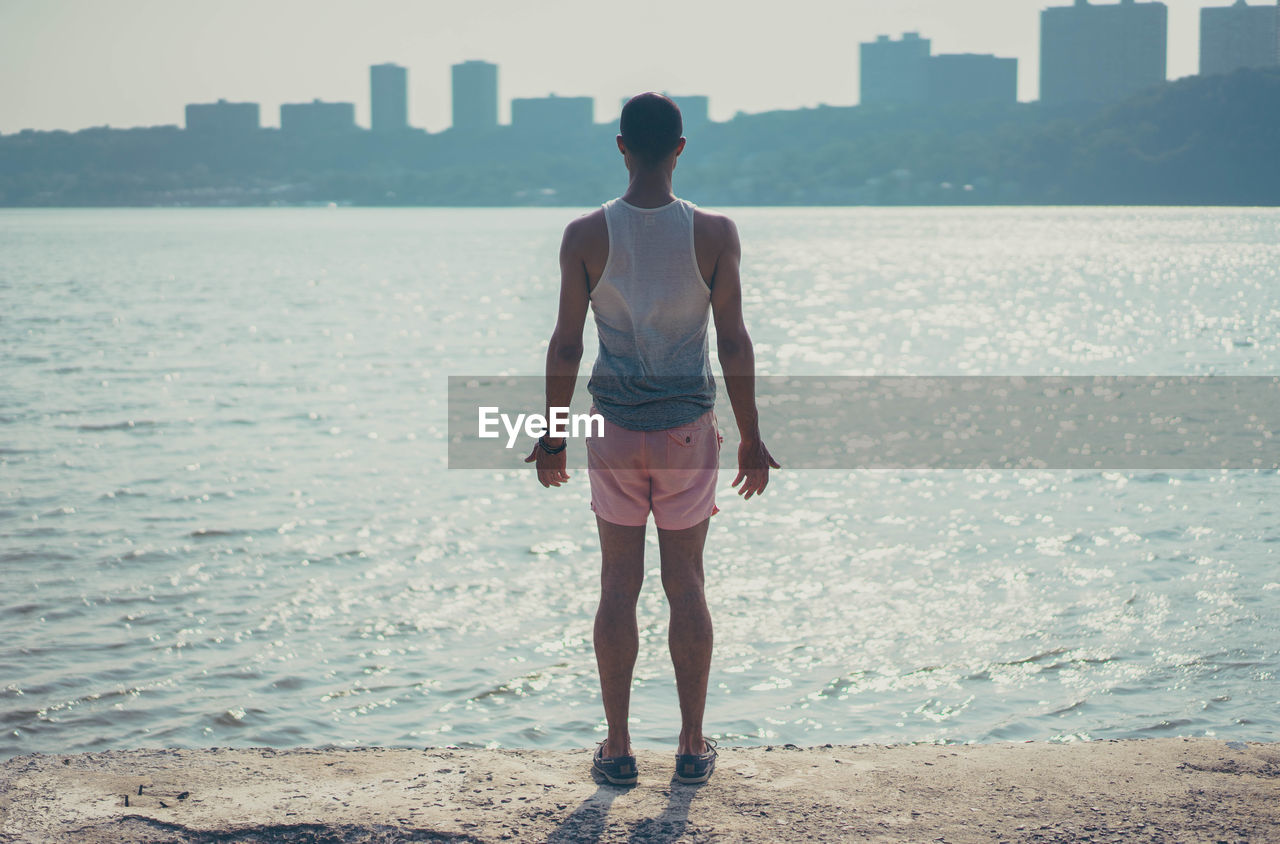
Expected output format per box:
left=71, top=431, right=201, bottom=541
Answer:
left=2, top=207, right=1278, bottom=760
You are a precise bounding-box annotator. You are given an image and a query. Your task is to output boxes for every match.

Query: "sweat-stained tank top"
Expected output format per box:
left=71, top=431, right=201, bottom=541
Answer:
left=586, top=197, right=716, bottom=431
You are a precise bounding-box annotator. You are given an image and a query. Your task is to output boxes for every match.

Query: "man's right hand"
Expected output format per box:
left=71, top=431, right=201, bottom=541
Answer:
left=731, top=439, right=780, bottom=499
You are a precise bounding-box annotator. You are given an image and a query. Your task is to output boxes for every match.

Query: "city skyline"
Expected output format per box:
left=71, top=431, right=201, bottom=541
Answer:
left=0, top=0, right=1266, bottom=134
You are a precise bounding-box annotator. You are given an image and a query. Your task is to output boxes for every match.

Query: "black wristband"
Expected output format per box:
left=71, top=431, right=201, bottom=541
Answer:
left=538, top=435, right=567, bottom=455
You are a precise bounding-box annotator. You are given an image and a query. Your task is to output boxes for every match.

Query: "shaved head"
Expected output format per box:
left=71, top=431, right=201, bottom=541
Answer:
left=619, top=92, right=683, bottom=167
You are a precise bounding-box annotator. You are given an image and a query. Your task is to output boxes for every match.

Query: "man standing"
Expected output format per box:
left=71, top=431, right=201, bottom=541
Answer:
left=526, top=92, right=778, bottom=785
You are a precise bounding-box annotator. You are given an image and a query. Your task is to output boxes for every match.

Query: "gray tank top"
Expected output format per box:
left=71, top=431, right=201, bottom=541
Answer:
left=587, top=197, right=716, bottom=431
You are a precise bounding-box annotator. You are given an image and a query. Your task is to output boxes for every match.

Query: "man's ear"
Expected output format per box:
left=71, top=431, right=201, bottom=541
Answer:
left=674, top=137, right=687, bottom=158
left=616, top=134, right=627, bottom=156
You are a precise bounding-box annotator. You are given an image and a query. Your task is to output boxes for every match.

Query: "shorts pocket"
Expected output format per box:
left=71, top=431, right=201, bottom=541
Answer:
left=664, top=419, right=718, bottom=472
left=667, top=426, right=704, bottom=448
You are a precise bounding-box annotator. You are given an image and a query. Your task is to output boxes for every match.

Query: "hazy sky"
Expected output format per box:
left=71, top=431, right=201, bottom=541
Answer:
left=0, top=0, right=1245, bottom=133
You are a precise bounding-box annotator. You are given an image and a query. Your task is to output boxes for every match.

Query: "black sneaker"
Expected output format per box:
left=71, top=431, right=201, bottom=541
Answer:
left=674, top=737, right=717, bottom=784
left=592, top=741, right=638, bottom=786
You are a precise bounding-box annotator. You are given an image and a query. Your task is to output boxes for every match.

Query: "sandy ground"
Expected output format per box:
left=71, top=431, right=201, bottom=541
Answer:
left=1, top=739, right=1276, bottom=842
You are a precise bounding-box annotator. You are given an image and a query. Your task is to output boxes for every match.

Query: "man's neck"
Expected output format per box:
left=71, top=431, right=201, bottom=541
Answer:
left=622, top=169, right=676, bottom=209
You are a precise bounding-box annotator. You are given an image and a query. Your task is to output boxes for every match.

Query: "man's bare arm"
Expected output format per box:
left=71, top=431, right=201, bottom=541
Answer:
left=709, top=215, right=779, bottom=498
left=525, top=217, right=591, bottom=487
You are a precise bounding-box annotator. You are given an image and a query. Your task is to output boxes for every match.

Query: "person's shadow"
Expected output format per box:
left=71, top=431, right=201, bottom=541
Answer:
left=627, top=780, right=703, bottom=843
left=545, top=775, right=628, bottom=843
left=544, top=774, right=704, bottom=843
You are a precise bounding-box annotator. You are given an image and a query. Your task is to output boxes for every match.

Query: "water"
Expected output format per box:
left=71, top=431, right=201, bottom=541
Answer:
left=2, top=207, right=1278, bottom=760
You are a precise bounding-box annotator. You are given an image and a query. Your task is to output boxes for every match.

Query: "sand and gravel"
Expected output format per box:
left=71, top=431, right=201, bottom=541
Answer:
left=1, top=738, right=1276, bottom=842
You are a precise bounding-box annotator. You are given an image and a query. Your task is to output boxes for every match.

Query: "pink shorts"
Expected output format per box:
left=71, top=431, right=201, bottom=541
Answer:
left=586, top=407, right=722, bottom=531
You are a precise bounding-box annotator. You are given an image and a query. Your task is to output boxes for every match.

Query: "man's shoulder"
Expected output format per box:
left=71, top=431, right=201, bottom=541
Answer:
left=692, top=206, right=739, bottom=249
left=563, top=207, right=608, bottom=247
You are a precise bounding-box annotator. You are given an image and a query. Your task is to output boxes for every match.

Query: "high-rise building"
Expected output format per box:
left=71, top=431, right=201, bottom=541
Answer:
left=1200, top=0, right=1280, bottom=77
left=280, top=99, right=357, bottom=134
left=928, top=54, right=1018, bottom=105
left=510, top=94, right=593, bottom=134
left=452, top=60, right=499, bottom=131
left=370, top=63, right=408, bottom=132
left=184, top=99, right=260, bottom=133
left=860, top=35, right=1016, bottom=107
left=860, top=32, right=932, bottom=104
left=1040, top=0, right=1168, bottom=104
left=669, top=95, right=710, bottom=128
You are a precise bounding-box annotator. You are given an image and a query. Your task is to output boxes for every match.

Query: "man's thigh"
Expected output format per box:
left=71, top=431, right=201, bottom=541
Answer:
left=656, top=516, right=711, bottom=586
left=650, top=411, right=720, bottom=532
left=586, top=416, right=651, bottom=528
left=596, top=516, right=646, bottom=594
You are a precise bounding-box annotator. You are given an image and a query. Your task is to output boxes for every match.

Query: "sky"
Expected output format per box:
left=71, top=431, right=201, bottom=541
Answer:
left=0, top=0, right=1249, bottom=134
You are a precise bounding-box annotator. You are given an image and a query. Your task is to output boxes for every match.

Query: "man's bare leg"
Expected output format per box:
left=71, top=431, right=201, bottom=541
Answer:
left=657, top=516, right=713, bottom=756
left=594, top=516, right=646, bottom=758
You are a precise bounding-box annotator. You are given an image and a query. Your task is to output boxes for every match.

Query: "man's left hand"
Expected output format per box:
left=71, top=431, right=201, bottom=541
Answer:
left=525, top=442, right=570, bottom=487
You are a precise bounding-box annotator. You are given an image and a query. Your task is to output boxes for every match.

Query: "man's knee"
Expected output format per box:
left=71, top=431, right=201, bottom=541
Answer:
left=599, top=578, right=643, bottom=607
left=660, top=565, right=705, bottom=601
